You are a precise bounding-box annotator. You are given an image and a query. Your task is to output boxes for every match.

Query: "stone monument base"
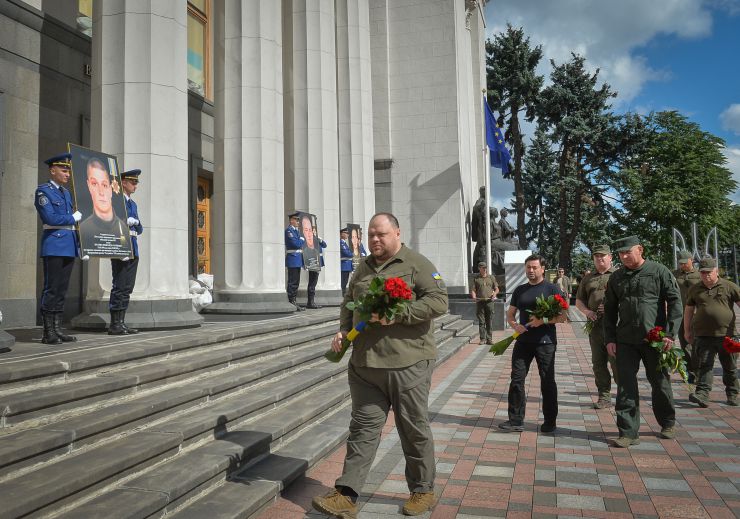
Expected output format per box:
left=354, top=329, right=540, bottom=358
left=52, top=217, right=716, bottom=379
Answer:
left=72, top=299, right=203, bottom=330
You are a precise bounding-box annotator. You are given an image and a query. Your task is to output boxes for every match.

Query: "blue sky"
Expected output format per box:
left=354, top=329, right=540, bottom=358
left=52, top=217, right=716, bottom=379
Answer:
left=483, top=0, right=740, bottom=207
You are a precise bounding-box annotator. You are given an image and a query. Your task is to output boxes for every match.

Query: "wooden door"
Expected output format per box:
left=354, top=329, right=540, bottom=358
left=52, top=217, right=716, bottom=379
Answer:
left=196, top=177, right=211, bottom=274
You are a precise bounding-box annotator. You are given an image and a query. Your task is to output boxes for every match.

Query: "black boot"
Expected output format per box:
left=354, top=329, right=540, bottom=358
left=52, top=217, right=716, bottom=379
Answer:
left=305, top=297, right=322, bottom=309
left=120, top=309, right=139, bottom=334
left=41, top=311, right=62, bottom=345
left=53, top=312, right=77, bottom=342
left=289, top=298, right=305, bottom=312
left=108, top=310, right=127, bottom=335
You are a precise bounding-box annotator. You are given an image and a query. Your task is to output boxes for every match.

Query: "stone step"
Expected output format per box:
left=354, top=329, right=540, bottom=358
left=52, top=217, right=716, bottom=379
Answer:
left=0, top=323, right=338, bottom=428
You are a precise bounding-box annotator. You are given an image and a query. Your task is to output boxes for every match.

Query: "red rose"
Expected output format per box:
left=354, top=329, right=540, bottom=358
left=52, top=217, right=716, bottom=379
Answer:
left=553, top=294, right=569, bottom=310
left=646, top=326, right=664, bottom=343
left=384, top=277, right=413, bottom=300
left=723, top=336, right=740, bottom=354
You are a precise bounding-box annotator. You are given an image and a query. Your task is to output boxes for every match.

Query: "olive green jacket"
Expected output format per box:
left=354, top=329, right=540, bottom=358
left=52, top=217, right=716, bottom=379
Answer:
left=342, top=244, right=449, bottom=368
left=603, top=260, right=682, bottom=344
left=672, top=267, right=701, bottom=307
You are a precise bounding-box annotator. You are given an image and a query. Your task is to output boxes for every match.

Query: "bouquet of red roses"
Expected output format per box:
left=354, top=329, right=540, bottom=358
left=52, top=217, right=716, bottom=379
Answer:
left=723, top=336, right=740, bottom=354
left=645, top=326, right=688, bottom=383
left=325, top=276, right=413, bottom=362
left=489, top=293, right=569, bottom=356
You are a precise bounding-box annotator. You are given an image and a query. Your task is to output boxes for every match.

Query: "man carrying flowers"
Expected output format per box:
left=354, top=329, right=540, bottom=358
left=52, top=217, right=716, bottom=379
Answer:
left=604, top=236, right=683, bottom=448
left=312, top=213, right=448, bottom=518
left=683, top=257, right=740, bottom=408
left=499, top=254, right=568, bottom=434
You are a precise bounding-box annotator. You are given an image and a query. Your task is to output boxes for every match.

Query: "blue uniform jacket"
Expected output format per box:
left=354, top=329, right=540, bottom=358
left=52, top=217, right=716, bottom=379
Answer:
left=34, top=182, right=79, bottom=258
left=285, top=226, right=304, bottom=268
left=340, top=239, right=353, bottom=271
left=319, top=238, right=327, bottom=267
left=126, top=196, right=144, bottom=257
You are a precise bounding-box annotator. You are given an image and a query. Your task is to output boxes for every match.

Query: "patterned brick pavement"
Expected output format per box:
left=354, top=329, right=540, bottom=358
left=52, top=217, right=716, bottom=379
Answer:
left=258, top=321, right=740, bottom=519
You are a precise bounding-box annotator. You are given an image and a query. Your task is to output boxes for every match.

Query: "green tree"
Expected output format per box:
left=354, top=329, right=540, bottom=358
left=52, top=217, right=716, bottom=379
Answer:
left=611, top=111, right=739, bottom=265
left=486, top=25, right=544, bottom=249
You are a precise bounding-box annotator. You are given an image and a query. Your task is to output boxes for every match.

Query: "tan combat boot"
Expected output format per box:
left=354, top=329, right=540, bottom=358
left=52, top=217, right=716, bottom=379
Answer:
left=312, top=489, right=358, bottom=519
left=402, top=492, right=436, bottom=516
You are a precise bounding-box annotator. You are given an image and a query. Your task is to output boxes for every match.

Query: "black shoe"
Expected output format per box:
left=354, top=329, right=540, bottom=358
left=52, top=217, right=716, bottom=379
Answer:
left=289, top=299, right=305, bottom=312
left=689, top=393, right=708, bottom=408
left=498, top=420, right=524, bottom=432
left=305, top=301, right=322, bottom=309
left=41, top=311, right=62, bottom=345
left=53, top=312, right=77, bottom=342
left=120, top=310, right=139, bottom=334
left=108, top=310, right=128, bottom=335
left=540, top=422, right=556, bottom=433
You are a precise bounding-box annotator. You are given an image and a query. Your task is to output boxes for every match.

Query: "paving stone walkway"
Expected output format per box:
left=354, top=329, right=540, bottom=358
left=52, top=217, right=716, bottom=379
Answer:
left=259, top=320, right=740, bottom=519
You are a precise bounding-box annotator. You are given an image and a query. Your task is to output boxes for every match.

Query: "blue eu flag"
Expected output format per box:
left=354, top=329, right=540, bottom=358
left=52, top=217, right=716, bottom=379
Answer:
left=484, top=98, right=511, bottom=179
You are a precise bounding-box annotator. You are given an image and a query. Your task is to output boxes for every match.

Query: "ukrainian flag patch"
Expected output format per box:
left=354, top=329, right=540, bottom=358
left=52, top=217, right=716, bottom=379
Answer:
left=432, top=272, right=442, bottom=280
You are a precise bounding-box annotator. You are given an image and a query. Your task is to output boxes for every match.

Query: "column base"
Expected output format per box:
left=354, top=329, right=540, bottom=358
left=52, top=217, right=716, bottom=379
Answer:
left=203, top=291, right=297, bottom=315
left=295, top=289, right=344, bottom=307
left=0, top=330, right=14, bottom=352
left=71, top=298, right=204, bottom=331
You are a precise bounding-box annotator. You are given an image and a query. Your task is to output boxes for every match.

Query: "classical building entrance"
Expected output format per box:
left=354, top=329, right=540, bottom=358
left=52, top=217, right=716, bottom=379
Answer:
left=196, top=176, right=212, bottom=274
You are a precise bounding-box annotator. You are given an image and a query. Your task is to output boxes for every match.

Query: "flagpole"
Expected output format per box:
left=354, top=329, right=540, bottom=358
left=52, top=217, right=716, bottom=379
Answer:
left=484, top=146, right=492, bottom=274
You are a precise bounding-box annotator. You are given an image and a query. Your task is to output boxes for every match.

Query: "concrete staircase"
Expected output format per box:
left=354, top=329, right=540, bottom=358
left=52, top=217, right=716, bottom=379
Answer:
left=0, top=310, right=474, bottom=519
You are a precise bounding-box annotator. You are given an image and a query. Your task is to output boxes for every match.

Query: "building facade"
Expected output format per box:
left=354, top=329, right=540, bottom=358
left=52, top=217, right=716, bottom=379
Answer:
left=0, top=0, right=488, bottom=330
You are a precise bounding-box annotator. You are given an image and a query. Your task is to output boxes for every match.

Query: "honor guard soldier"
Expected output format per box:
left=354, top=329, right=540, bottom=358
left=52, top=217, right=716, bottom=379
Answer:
left=35, top=153, right=83, bottom=344
left=285, top=212, right=305, bottom=311
left=672, top=250, right=702, bottom=382
left=340, top=228, right=353, bottom=295
left=108, top=169, right=143, bottom=335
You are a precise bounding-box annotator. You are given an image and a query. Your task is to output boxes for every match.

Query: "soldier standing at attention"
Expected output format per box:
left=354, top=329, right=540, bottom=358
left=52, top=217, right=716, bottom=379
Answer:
left=34, top=153, right=83, bottom=344
left=683, top=257, right=740, bottom=407
left=285, top=212, right=305, bottom=311
left=575, top=245, right=618, bottom=409
left=312, top=212, right=448, bottom=518
left=340, top=227, right=353, bottom=296
left=108, top=169, right=143, bottom=335
left=604, top=236, right=683, bottom=448
left=470, top=261, right=498, bottom=345
left=672, top=250, right=702, bottom=383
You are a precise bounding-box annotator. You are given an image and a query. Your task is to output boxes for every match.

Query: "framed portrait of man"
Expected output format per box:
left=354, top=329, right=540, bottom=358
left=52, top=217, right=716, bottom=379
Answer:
left=298, top=212, right=321, bottom=272
left=68, top=144, right=132, bottom=258
left=347, top=223, right=364, bottom=270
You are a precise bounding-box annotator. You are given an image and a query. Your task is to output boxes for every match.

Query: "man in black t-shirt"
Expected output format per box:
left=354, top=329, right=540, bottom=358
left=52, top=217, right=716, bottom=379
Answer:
left=499, top=254, right=567, bottom=433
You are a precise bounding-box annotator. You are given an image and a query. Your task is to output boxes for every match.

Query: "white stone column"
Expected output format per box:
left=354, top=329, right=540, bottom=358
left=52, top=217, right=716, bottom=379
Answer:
left=283, top=0, right=342, bottom=305
left=207, top=0, right=293, bottom=314
left=73, top=0, right=202, bottom=329
left=335, top=0, right=375, bottom=227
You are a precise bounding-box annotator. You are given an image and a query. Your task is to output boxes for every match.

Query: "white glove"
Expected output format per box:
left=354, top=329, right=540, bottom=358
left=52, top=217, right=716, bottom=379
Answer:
left=81, top=255, right=90, bottom=261
left=127, top=217, right=139, bottom=226
left=299, top=236, right=305, bottom=241
left=72, top=211, right=82, bottom=222
left=121, top=256, right=130, bottom=262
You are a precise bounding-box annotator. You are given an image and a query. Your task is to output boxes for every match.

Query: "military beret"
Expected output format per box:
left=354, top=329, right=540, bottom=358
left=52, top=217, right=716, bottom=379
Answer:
left=478, top=261, right=487, bottom=268
left=591, top=244, right=611, bottom=255
left=288, top=212, right=300, bottom=218
left=698, top=257, right=717, bottom=271
left=44, top=153, right=72, bottom=167
left=677, top=250, right=692, bottom=264
left=613, top=235, right=640, bottom=252
left=340, top=227, right=349, bottom=233
left=121, top=169, right=141, bottom=179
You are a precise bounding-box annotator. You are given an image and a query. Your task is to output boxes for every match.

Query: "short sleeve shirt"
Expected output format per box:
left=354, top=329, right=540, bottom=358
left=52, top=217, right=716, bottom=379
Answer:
left=473, top=275, right=498, bottom=300
left=576, top=267, right=615, bottom=313
left=510, top=281, right=564, bottom=345
left=686, top=278, right=740, bottom=337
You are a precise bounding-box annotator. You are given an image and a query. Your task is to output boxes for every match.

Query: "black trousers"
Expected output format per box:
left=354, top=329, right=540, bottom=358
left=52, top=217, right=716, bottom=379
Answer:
left=307, top=270, right=319, bottom=300
left=287, top=267, right=301, bottom=300
left=110, top=257, right=139, bottom=310
left=40, top=256, right=75, bottom=313
left=507, top=341, right=558, bottom=425
left=341, top=270, right=351, bottom=295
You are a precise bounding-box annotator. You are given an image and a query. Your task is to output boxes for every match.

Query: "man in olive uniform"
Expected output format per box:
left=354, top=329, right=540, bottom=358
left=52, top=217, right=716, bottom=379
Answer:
left=604, top=236, right=683, bottom=448
left=313, top=212, right=448, bottom=518
left=555, top=268, right=572, bottom=301
left=470, top=261, right=499, bottom=345
left=672, top=250, right=702, bottom=382
left=575, top=245, right=618, bottom=409
left=683, top=257, right=740, bottom=407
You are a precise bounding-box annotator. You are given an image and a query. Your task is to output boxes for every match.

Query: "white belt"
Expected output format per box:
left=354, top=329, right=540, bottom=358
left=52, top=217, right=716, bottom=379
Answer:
left=130, top=231, right=138, bottom=236
left=43, top=225, right=75, bottom=230
left=286, top=249, right=302, bottom=253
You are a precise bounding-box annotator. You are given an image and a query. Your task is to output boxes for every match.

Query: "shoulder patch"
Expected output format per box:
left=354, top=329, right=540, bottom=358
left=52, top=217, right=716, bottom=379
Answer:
left=38, top=194, right=49, bottom=206
left=432, top=272, right=442, bottom=280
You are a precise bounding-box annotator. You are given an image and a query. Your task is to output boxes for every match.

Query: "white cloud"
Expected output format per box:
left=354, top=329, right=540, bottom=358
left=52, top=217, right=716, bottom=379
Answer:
left=722, top=146, right=740, bottom=203
left=485, top=0, right=713, bottom=105
left=720, top=104, right=740, bottom=135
